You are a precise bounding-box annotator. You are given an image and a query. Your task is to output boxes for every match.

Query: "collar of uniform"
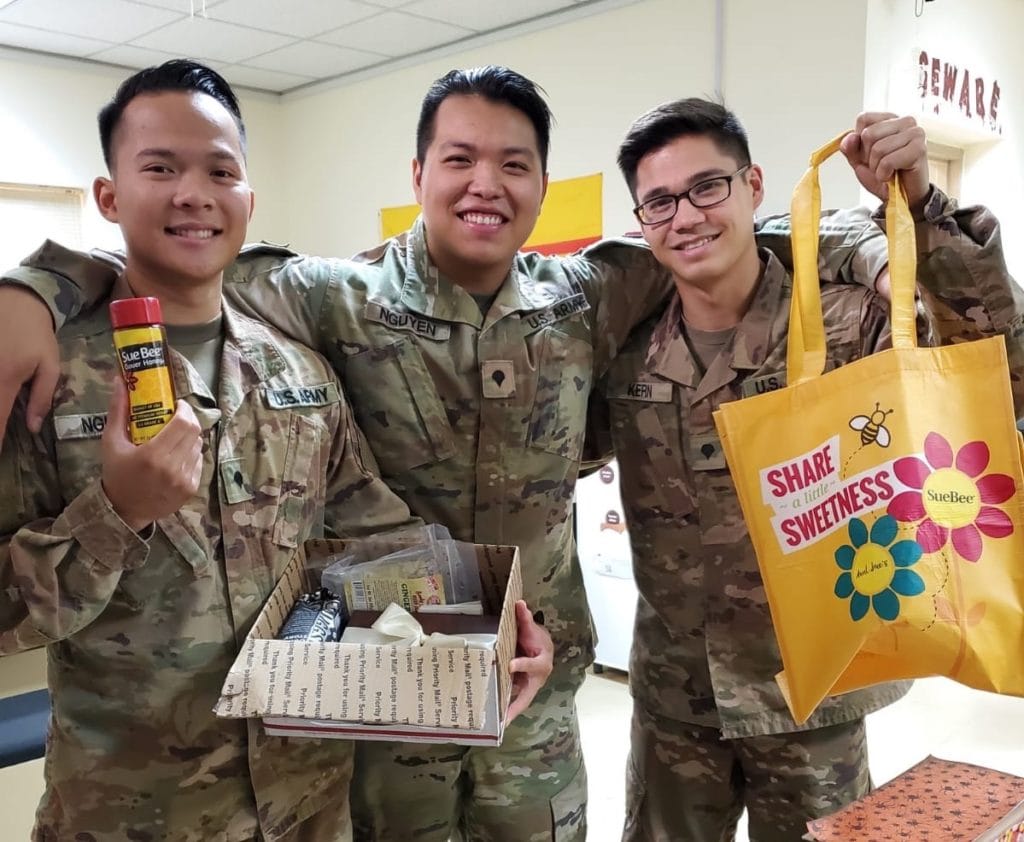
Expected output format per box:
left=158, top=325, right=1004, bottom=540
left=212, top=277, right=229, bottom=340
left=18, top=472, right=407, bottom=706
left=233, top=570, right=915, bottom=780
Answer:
left=165, top=351, right=222, bottom=432
left=643, top=250, right=787, bottom=391
left=494, top=252, right=572, bottom=314
left=159, top=299, right=274, bottom=417
left=192, top=302, right=286, bottom=422
left=104, top=275, right=284, bottom=408
left=400, top=216, right=559, bottom=325
left=400, top=216, right=484, bottom=326
left=108, top=275, right=284, bottom=383
left=220, top=302, right=287, bottom=384
left=644, top=293, right=702, bottom=389
left=729, top=249, right=789, bottom=371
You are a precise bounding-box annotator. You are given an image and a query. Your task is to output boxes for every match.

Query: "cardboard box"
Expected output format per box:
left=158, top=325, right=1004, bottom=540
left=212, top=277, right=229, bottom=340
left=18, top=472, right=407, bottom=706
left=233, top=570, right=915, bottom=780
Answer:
left=214, top=538, right=522, bottom=746
left=804, top=755, right=1024, bottom=841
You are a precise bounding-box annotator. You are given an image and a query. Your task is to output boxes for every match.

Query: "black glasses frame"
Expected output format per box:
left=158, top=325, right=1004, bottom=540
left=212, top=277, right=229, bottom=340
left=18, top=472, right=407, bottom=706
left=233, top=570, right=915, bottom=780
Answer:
left=633, top=164, right=752, bottom=226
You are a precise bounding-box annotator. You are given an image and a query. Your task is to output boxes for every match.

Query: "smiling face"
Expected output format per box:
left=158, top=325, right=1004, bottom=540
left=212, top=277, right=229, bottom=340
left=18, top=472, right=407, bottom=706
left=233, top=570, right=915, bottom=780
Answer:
left=634, top=133, right=764, bottom=294
left=412, top=94, right=548, bottom=293
left=93, top=90, right=254, bottom=302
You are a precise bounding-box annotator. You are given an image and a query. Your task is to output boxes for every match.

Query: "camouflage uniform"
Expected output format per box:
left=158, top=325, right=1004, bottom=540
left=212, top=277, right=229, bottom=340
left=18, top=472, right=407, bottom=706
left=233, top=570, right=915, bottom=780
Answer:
left=586, top=189, right=1024, bottom=841
left=1, top=212, right=888, bottom=842
left=0, top=278, right=415, bottom=842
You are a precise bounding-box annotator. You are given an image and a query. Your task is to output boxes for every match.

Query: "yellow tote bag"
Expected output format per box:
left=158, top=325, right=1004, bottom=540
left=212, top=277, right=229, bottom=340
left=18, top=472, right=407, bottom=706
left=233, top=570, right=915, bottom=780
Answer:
left=714, top=134, right=1024, bottom=724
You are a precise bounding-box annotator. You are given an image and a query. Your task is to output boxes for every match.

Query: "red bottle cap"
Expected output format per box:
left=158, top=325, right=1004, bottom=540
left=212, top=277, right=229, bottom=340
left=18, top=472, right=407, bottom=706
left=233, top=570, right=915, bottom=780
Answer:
left=109, top=297, right=164, bottom=329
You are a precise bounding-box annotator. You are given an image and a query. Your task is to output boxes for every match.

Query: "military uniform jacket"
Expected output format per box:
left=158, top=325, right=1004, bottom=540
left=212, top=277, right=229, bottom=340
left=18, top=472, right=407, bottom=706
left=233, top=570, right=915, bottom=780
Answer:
left=3, top=213, right=889, bottom=685
left=0, top=288, right=414, bottom=841
left=591, top=190, right=1024, bottom=739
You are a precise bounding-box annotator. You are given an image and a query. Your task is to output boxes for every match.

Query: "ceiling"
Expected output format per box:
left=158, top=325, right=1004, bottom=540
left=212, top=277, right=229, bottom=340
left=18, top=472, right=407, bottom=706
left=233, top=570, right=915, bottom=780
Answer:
left=0, top=0, right=632, bottom=95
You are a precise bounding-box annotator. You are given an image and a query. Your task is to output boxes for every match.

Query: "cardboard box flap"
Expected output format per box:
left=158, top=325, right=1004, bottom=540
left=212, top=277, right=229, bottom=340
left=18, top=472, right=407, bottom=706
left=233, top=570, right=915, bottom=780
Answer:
left=214, top=638, right=271, bottom=717
left=492, top=547, right=521, bottom=716
left=217, top=637, right=494, bottom=728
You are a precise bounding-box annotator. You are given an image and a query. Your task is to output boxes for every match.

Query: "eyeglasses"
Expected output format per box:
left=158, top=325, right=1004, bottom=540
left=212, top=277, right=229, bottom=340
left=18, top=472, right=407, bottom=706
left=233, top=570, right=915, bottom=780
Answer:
left=633, top=164, right=752, bottom=226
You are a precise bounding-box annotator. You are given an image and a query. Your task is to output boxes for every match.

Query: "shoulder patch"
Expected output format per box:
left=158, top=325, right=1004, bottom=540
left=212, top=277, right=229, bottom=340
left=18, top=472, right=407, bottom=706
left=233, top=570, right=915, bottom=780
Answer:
left=19, top=240, right=119, bottom=283
left=352, top=233, right=406, bottom=265
left=54, top=412, right=108, bottom=440
left=364, top=302, right=451, bottom=341
left=580, top=234, right=648, bottom=255
left=238, top=241, right=298, bottom=258
left=264, top=383, right=340, bottom=409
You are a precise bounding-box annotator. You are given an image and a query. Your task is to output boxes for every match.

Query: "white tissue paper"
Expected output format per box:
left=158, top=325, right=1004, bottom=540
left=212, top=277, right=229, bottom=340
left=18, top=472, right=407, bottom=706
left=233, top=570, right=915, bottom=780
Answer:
left=339, top=602, right=497, bottom=649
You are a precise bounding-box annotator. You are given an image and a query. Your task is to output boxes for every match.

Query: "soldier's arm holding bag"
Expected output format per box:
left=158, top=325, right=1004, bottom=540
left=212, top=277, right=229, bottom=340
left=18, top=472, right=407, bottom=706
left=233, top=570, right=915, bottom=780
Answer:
left=842, top=112, right=1024, bottom=414
left=755, top=206, right=890, bottom=289
left=895, top=192, right=1024, bottom=417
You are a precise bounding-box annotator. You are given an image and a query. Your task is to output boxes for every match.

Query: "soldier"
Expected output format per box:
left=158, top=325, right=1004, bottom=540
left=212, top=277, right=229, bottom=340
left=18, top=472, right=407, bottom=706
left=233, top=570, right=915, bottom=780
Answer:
left=0, top=68, right=891, bottom=841
left=0, top=60, right=553, bottom=842
left=586, top=98, right=1024, bottom=841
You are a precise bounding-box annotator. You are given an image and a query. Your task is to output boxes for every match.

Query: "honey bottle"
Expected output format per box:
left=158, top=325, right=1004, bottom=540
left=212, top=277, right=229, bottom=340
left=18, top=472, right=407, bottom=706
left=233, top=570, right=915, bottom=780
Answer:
left=110, top=297, right=177, bottom=445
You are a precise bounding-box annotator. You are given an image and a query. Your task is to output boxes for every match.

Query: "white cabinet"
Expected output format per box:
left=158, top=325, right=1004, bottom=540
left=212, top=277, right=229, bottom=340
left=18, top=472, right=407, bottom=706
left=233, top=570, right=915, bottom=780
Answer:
left=575, top=460, right=636, bottom=672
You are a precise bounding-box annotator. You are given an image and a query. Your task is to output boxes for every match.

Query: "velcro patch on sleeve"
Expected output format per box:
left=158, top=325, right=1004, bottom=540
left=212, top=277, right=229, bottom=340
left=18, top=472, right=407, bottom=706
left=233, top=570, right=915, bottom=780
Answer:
left=522, top=294, right=590, bottom=335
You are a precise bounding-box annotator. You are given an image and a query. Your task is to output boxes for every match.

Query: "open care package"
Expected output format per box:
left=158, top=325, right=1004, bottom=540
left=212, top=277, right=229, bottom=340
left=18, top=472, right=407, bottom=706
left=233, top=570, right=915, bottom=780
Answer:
left=215, top=525, right=522, bottom=745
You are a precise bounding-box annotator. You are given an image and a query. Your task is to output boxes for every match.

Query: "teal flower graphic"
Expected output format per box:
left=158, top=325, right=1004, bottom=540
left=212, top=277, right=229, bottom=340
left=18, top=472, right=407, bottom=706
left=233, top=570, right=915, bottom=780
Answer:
left=834, top=515, right=925, bottom=621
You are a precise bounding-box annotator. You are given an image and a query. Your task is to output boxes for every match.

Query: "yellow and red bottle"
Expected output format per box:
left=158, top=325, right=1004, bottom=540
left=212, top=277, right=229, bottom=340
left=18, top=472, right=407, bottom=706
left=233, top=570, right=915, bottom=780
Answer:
left=110, top=297, right=176, bottom=445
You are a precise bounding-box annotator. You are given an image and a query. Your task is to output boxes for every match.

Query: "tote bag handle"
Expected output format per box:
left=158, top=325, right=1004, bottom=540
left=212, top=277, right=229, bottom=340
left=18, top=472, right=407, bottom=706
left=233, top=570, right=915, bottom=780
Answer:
left=787, top=132, right=918, bottom=386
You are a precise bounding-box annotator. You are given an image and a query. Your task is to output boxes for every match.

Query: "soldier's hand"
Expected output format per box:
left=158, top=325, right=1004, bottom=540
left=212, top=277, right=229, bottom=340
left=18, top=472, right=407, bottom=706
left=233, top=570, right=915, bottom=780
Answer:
left=0, top=286, right=60, bottom=443
left=840, top=113, right=930, bottom=213
left=874, top=267, right=892, bottom=302
left=101, top=381, right=203, bottom=533
left=506, top=600, right=554, bottom=724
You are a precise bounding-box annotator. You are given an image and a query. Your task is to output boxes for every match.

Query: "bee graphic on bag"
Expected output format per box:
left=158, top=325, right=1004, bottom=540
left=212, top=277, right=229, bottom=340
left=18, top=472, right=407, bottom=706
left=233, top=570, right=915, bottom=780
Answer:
left=849, top=403, right=893, bottom=447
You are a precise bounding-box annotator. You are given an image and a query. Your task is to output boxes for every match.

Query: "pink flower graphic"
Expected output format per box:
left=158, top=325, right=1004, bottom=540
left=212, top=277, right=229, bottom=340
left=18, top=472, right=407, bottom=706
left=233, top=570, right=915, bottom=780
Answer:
left=887, top=432, right=1016, bottom=562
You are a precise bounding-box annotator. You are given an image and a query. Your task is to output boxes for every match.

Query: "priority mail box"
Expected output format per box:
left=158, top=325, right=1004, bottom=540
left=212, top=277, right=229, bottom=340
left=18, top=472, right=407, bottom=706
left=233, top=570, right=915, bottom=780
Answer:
left=214, top=538, right=522, bottom=746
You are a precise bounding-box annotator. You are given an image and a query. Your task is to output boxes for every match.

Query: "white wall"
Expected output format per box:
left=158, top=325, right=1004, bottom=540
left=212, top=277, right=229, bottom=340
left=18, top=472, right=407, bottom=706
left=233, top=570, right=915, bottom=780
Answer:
left=0, top=49, right=290, bottom=257
left=864, top=0, right=1024, bottom=277
left=2, top=0, right=1018, bottom=270
left=725, top=0, right=869, bottom=216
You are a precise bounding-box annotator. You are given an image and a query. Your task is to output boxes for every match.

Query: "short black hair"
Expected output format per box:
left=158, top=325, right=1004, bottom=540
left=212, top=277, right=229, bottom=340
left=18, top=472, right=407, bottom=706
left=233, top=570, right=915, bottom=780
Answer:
left=416, top=66, right=553, bottom=170
left=617, top=98, right=751, bottom=199
left=98, top=59, right=246, bottom=169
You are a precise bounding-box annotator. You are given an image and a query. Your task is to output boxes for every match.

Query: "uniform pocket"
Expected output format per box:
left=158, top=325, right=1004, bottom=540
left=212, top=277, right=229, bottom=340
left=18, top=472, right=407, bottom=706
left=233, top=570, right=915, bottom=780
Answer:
left=343, top=338, right=455, bottom=476
left=273, top=414, right=323, bottom=548
left=115, top=520, right=211, bottom=611
left=52, top=426, right=105, bottom=505
left=528, top=329, right=592, bottom=462
left=608, top=400, right=696, bottom=518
